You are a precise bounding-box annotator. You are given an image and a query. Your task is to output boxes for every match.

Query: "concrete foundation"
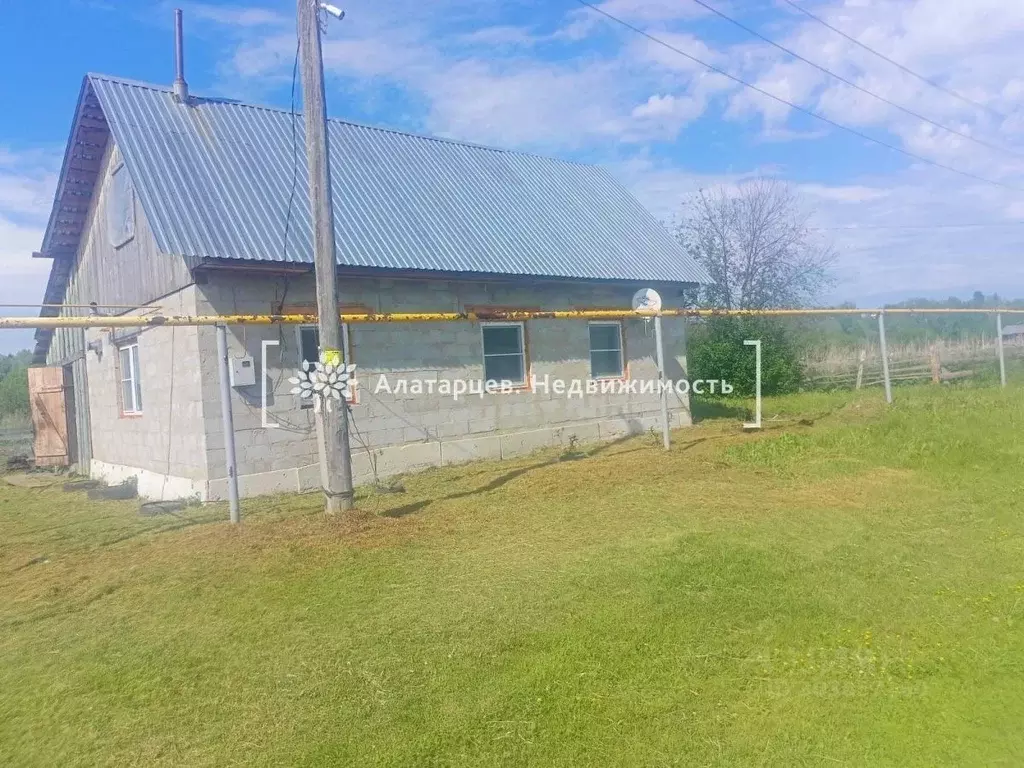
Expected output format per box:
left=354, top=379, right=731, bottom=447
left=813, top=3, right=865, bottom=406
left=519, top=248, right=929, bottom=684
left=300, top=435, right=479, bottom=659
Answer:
left=91, top=458, right=205, bottom=501
left=205, top=412, right=672, bottom=500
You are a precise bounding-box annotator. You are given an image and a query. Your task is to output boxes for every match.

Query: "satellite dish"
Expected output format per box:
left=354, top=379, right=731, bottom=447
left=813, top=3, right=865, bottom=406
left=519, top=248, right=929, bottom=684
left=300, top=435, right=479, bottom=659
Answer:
left=631, top=288, right=662, bottom=314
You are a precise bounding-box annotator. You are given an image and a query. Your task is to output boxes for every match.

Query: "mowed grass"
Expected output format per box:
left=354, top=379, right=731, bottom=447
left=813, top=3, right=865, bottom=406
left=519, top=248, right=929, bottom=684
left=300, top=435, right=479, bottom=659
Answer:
left=2, top=381, right=1024, bottom=766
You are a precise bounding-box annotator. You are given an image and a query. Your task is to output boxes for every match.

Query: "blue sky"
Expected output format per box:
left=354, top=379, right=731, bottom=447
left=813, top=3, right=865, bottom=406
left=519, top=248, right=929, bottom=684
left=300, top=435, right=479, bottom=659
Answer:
left=2, top=0, right=1024, bottom=353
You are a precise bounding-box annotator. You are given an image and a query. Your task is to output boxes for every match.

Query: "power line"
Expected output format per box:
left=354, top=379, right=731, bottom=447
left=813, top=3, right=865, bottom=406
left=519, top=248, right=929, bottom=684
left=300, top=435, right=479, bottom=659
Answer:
left=812, top=221, right=1024, bottom=231
left=688, top=0, right=1022, bottom=160
left=779, top=0, right=1005, bottom=120
left=282, top=36, right=300, bottom=265
left=572, top=0, right=1023, bottom=192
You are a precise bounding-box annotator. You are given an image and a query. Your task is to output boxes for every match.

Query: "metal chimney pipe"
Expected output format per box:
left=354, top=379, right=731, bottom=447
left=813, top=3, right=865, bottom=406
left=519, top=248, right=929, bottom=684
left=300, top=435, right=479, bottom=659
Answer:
left=173, top=9, right=189, bottom=103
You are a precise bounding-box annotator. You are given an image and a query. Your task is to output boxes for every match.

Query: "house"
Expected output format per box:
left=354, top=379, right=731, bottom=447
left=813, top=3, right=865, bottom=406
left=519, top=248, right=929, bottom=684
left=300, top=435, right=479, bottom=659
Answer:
left=34, top=73, right=710, bottom=501
left=1001, top=324, right=1024, bottom=345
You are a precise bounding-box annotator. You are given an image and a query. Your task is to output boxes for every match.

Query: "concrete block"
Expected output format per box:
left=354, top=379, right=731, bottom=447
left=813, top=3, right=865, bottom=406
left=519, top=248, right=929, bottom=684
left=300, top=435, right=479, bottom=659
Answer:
left=240, top=443, right=273, bottom=464
left=466, top=415, right=498, bottom=434
left=296, top=462, right=324, bottom=493
left=436, top=420, right=472, bottom=439
left=499, top=427, right=560, bottom=459
left=557, top=422, right=601, bottom=445
left=598, top=416, right=648, bottom=440
left=366, top=441, right=442, bottom=479
left=91, top=458, right=204, bottom=502
left=209, top=468, right=298, bottom=500
left=444, top=432, right=503, bottom=463
left=403, top=425, right=437, bottom=443
left=366, top=428, right=407, bottom=448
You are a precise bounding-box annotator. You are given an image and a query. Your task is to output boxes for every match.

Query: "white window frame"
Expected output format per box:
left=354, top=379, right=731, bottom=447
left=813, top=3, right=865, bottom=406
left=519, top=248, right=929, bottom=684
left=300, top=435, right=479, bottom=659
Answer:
left=296, top=323, right=355, bottom=403
left=117, top=341, right=142, bottom=415
left=588, top=321, right=625, bottom=380
left=481, top=321, right=527, bottom=386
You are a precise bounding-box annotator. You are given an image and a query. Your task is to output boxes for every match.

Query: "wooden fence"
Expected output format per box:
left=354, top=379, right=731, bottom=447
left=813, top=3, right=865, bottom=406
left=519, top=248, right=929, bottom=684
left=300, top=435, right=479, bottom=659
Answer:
left=803, top=339, right=1023, bottom=390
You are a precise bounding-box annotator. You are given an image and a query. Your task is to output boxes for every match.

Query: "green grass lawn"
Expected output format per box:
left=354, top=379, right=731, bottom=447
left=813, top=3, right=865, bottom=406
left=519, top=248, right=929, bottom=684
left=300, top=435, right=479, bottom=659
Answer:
left=2, top=382, right=1023, bottom=766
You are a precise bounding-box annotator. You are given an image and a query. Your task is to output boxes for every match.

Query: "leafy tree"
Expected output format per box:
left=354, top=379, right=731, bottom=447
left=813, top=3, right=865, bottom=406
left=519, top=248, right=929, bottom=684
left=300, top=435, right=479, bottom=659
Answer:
left=674, top=178, right=836, bottom=310
left=0, top=351, right=31, bottom=418
left=675, top=179, right=832, bottom=395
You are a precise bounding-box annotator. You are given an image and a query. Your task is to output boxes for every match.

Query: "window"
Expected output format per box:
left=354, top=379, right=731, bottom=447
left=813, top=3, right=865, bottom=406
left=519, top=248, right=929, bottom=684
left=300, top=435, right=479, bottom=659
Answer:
left=297, top=324, right=351, bottom=367
left=298, top=325, right=322, bottom=369
left=296, top=323, right=354, bottom=404
left=118, top=342, right=142, bottom=414
left=107, top=163, right=135, bottom=247
left=589, top=321, right=624, bottom=379
left=481, top=323, right=526, bottom=385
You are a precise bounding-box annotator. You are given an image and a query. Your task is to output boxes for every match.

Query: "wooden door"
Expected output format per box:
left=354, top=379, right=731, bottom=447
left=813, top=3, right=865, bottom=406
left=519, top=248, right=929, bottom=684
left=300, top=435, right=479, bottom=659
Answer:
left=27, top=367, right=69, bottom=467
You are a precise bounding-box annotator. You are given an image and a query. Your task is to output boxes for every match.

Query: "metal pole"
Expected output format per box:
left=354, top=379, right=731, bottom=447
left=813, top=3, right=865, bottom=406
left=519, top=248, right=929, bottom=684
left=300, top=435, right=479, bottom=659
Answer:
left=742, top=339, right=762, bottom=430
left=297, top=0, right=354, bottom=513
left=754, top=340, right=762, bottom=426
left=997, top=313, right=1007, bottom=388
left=172, top=9, right=189, bottom=103
left=654, top=314, right=671, bottom=450
left=215, top=324, right=240, bottom=523
left=878, top=311, right=892, bottom=404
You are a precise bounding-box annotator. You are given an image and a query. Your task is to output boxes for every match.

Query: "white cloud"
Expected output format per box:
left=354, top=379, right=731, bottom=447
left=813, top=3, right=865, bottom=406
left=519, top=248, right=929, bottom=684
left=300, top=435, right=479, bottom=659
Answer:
left=800, top=184, right=891, bottom=203
left=632, top=93, right=682, bottom=119
left=423, top=59, right=628, bottom=148
left=627, top=93, right=709, bottom=141
left=0, top=148, right=57, bottom=354
left=737, top=0, right=1024, bottom=175
left=187, top=3, right=286, bottom=28
left=457, top=25, right=546, bottom=47
left=573, top=0, right=710, bottom=30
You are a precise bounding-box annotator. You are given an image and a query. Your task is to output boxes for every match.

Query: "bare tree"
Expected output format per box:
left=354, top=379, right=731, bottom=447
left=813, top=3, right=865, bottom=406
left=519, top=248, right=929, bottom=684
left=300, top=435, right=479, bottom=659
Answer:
left=675, top=178, right=836, bottom=309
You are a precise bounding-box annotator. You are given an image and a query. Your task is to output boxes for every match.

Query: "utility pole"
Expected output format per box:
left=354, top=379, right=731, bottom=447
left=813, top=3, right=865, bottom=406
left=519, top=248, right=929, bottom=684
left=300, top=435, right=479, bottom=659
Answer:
left=297, top=0, right=354, bottom=513
left=996, top=313, right=1007, bottom=388
left=878, top=311, right=892, bottom=404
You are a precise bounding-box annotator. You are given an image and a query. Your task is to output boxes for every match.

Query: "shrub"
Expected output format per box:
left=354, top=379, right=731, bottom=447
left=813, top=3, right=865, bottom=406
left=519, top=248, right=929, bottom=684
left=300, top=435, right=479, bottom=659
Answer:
left=0, top=363, right=30, bottom=417
left=689, top=317, right=803, bottom=396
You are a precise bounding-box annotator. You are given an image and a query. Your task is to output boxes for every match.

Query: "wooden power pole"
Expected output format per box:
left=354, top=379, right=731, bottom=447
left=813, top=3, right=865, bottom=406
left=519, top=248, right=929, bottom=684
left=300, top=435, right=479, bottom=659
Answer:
left=297, top=0, right=354, bottom=513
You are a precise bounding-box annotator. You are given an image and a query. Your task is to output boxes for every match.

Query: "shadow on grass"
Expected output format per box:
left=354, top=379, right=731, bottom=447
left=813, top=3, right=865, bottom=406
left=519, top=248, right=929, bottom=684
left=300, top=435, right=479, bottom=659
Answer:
left=691, top=398, right=749, bottom=424
left=97, top=514, right=223, bottom=548
left=381, top=434, right=638, bottom=519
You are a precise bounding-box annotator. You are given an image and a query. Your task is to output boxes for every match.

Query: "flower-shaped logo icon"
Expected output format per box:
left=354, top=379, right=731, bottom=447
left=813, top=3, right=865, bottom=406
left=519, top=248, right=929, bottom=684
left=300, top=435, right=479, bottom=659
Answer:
left=289, top=355, right=356, bottom=413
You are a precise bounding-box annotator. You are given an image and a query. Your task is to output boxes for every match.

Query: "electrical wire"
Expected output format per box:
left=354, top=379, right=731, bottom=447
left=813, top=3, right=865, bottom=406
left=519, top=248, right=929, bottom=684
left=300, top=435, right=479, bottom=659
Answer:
left=572, top=0, right=1024, bottom=192
left=270, top=31, right=303, bottom=399
left=282, top=35, right=300, bottom=267
left=778, top=0, right=1005, bottom=120
left=811, top=221, right=1024, bottom=231
left=688, top=0, right=1022, bottom=160
left=345, top=401, right=382, bottom=488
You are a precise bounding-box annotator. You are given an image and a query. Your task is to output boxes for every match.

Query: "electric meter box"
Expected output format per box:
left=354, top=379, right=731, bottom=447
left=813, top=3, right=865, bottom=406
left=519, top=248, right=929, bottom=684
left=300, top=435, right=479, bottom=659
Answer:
left=229, top=355, right=256, bottom=387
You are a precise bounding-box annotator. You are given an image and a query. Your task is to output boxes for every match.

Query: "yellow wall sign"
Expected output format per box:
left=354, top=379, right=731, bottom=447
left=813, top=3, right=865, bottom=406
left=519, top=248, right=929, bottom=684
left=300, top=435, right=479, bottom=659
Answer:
left=322, top=348, right=342, bottom=367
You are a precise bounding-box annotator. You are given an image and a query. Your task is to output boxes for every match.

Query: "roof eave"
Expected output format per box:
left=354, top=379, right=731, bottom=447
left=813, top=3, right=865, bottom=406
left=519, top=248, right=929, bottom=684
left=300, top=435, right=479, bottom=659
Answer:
left=194, top=257, right=704, bottom=288
left=33, top=76, right=112, bottom=360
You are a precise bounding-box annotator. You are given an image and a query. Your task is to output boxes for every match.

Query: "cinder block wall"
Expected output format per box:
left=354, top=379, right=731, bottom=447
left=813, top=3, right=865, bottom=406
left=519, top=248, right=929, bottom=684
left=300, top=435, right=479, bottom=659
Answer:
left=85, top=285, right=208, bottom=498
left=196, top=273, right=693, bottom=499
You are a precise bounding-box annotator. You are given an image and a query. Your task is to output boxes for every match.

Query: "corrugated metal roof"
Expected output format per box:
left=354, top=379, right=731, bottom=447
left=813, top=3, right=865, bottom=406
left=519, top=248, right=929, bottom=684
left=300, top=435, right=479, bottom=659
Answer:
left=87, top=74, right=709, bottom=284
